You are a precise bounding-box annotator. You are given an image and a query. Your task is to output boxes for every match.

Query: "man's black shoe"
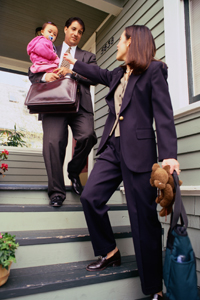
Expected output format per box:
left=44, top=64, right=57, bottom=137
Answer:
left=50, top=196, right=64, bottom=207
left=70, top=175, right=83, bottom=195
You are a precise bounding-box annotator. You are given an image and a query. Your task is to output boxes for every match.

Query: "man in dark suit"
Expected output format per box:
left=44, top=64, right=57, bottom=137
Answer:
left=28, top=17, right=97, bottom=206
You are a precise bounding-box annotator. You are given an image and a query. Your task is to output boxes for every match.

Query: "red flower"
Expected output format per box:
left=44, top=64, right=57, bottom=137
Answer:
left=1, top=163, right=8, bottom=171
left=0, top=234, right=2, bottom=239
left=2, top=149, right=9, bottom=155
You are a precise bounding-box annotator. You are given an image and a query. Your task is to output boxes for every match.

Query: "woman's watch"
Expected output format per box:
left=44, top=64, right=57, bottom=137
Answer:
left=71, top=71, right=77, bottom=78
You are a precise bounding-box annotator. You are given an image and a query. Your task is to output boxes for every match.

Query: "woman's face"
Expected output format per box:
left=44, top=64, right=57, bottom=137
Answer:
left=116, top=31, right=130, bottom=61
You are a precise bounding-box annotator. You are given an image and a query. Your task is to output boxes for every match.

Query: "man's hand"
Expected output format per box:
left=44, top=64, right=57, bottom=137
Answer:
left=45, top=73, right=60, bottom=82
left=162, top=158, right=180, bottom=175
left=63, top=53, right=77, bottom=65
left=53, top=67, right=72, bottom=77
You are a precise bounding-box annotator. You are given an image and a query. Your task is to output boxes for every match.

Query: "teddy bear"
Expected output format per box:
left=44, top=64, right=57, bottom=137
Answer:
left=150, top=163, right=182, bottom=217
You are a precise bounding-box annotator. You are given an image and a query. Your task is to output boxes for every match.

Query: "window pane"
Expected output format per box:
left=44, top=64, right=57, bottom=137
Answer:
left=0, top=71, right=43, bottom=148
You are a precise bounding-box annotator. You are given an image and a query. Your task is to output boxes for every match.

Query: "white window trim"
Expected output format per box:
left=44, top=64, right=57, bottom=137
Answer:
left=163, top=0, right=189, bottom=111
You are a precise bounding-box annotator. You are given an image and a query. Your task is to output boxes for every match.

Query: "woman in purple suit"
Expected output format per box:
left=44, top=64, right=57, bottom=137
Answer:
left=64, top=25, right=180, bottom=300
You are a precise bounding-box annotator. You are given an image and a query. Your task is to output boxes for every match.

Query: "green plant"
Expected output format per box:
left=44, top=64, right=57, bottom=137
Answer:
left=0, top=233, right=19, bottom=269
left=0, top=124, right=27, bottom=147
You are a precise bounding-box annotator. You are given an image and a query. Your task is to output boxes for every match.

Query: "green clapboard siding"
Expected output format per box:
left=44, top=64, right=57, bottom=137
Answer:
left=178, top=134, right=200, bottom=154
left=94, top=0, right=164, bottom=156
left=0, top=147, right=48, bottom=185
left=175, top=111, right=200, bottom=186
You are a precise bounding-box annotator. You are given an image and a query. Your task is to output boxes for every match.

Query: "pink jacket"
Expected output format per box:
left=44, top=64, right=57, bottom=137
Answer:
left=27, top=36, right=60, bottom=73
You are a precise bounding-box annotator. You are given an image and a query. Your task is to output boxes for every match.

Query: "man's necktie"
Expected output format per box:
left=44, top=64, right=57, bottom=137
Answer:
left=60, top=47, right=71, bottom=68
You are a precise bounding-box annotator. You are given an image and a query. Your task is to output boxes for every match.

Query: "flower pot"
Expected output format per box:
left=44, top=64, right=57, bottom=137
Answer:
left=0, top=263, right=12, bottom=286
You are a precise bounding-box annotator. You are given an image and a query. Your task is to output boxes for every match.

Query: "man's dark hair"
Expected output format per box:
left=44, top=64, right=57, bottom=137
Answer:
left=65, top=17, right=85, bottom=33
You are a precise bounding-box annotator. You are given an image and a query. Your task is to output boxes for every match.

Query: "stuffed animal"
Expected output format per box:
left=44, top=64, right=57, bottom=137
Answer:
left=150, top=163, right=182, bottom=217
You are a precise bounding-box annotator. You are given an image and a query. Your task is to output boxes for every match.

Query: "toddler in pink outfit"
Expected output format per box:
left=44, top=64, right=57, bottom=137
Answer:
left=27, top=22, right=59, bottom=73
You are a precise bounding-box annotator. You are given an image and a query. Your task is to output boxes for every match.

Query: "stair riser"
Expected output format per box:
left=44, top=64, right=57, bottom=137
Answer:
left=0, top=190, right=125, bottom=205
left=0, top=211, right=130, bottom=231
left=0, top=191, right=77, bottom=205
left=5, top=277, right=145, bottom=300
left=13, top=237, right=135, bottom=269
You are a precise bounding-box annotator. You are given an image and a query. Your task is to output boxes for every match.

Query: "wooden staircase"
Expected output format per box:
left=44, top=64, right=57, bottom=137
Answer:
left=0, top=185, right=149, bottom=300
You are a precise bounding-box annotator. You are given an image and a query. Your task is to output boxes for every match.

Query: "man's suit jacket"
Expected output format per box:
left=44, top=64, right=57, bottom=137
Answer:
left=28, top=45, right=97, bottom=113
left=73, top=60, right=177, bottom=173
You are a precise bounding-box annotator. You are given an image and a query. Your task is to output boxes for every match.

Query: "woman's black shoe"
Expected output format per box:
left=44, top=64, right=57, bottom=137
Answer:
left=86, top=250, right=121, bottom=271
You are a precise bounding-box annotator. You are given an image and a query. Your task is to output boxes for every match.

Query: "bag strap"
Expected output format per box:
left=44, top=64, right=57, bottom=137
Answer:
left=171, top=171, right=188, bottom=230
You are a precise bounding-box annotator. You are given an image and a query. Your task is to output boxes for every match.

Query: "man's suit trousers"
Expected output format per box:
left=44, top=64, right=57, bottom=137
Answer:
left=42, top=108, right=97, bottom=200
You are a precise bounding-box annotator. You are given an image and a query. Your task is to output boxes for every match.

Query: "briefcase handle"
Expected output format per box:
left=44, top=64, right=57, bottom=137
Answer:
left=171, top=171, right=188, bottom=230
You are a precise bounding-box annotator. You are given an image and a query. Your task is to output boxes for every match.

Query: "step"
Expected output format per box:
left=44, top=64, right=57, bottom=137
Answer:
left=1, top=255, right=200, bottom=300
left=0, top=204, right=130, bottom=231
left=10, top=226, right=135, bottom=269
left=13, top=226, right=132, bottom=246
left=0, top=255, right=148, bottom=300
left=0, top=184, right=125, bottom=205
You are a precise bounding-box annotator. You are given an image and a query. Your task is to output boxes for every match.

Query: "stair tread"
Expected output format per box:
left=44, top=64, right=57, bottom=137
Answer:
left=8, top=226, right=132, bottom=245
left=0, top=255, right=138, bottom=299
left=0, top=203, right=128, bottom=212
left=0, top=184, right=69, bottom=191
left=0, top=184, right=121, bottom=192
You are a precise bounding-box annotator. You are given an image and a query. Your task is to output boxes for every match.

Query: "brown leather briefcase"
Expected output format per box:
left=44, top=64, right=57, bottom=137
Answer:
left=25, top=75, right=80, bottom=114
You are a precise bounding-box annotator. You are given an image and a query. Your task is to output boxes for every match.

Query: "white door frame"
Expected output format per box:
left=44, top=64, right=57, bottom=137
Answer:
left=82, top=32, right=96, bottom=176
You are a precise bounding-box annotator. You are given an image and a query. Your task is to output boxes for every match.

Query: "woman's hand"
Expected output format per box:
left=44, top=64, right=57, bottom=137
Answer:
left=53, top=67, right=72, bottom=77
left=63, top=53, right=77, bottom=65
left=162, top=158, right=180, bottom=175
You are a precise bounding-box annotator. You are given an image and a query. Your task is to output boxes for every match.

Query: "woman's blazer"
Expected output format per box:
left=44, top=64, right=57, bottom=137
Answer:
left=73, top=60, right=177, bottom=173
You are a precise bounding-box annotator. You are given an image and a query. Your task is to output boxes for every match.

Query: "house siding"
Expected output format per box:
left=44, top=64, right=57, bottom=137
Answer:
left=94, top=0, right=164, bottom=154
left=175, top=111, right=200, bottom=186
left=0, top=147, right=48, bottom=185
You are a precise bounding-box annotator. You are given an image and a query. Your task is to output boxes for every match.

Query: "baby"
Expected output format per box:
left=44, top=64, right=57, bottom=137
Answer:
left=27, top=22, right=59, bottom=73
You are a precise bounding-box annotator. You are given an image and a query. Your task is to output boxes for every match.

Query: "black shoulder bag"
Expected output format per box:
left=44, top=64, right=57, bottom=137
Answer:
left=163, top=171, right=199, bottom=300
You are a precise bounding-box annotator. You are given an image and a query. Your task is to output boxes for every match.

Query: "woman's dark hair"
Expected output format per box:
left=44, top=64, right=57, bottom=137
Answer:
left=65, top=17, right=85, bottom=33
left=42, top=22, right=58, bottom=30
left=125, top=25, right=156, bottom=74
left=35, top=27, right=42, bottom=36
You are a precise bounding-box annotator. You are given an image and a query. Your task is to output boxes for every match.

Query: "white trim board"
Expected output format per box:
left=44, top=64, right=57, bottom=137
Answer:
left=120, top=186, right=200, bottom=197
left=0, top=56, right=31, bottom=73
left=75, top=0, right=123, bottom=16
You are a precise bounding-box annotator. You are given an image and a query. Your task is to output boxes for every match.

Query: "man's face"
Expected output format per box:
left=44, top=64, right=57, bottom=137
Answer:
left=64, top=21, right=83, bottom=46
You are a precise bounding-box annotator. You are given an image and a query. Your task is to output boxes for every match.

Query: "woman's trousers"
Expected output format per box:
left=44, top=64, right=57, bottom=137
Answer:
left=80, top=135, right=163, bottom=295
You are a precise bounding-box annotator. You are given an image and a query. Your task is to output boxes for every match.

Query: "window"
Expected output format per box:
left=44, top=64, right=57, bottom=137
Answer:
left=184, top=0, right=200, bottom=103
left=0, top=69, right=43, bottom=148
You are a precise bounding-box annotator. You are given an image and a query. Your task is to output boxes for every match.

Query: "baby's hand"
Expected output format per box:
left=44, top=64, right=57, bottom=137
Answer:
left=53, top=67, right=72, bottom=77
